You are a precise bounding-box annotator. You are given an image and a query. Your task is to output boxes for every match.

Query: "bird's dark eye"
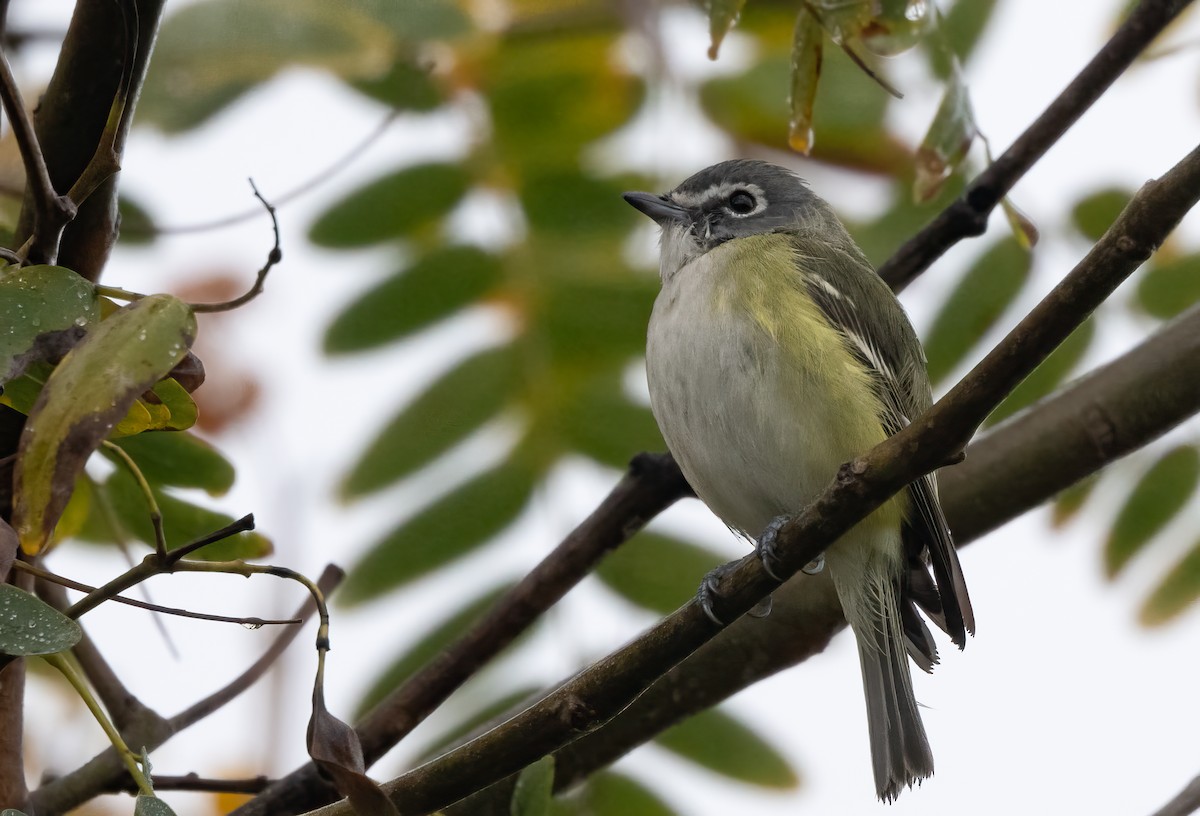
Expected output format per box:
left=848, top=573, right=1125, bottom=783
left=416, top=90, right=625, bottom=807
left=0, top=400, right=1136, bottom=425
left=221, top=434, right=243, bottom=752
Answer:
left=728, top=190, right=757, bottom=215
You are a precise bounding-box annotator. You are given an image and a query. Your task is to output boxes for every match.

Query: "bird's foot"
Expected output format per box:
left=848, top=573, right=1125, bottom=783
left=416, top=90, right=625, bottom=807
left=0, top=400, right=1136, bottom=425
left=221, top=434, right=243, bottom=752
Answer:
left=697, top=561, right=773, bottom=625
left=756, top=514, right=825, bottom=579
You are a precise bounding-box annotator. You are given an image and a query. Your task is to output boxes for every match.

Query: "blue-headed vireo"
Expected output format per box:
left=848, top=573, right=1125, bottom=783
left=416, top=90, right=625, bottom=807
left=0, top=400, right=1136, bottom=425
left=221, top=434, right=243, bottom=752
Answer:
left=624, top=160, right=974, bottom=801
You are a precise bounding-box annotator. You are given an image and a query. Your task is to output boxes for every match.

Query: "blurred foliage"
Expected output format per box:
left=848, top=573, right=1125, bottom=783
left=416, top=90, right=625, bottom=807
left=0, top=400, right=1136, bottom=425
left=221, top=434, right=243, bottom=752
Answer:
left=50, top=0, right=1196, bottom=808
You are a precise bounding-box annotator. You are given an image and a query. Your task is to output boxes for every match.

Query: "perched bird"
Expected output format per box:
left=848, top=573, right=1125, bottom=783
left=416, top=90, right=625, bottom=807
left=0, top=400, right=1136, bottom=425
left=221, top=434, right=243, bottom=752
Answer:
left=624, top=160, right=973, bottom=801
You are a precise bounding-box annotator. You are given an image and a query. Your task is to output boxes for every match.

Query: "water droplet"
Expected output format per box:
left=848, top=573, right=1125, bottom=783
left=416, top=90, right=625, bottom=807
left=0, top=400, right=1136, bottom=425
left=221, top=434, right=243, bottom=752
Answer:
left=905, top=0, right=926, bottom=21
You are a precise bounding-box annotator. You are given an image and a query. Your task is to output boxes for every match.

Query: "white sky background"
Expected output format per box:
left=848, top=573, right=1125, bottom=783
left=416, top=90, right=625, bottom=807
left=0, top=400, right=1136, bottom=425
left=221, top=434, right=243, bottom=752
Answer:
left=10, top=1, right=1200, bottom=815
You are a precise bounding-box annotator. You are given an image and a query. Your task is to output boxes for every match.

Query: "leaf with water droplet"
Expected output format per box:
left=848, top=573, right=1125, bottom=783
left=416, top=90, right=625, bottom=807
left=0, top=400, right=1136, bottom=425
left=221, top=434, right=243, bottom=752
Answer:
left=0, top=583, right=81, bottom=656
left=0, top=265, right=100, bottom=387
left=13, top=295, right=196, bottom=554
left=859, top=0, right=933, bottom=57
left=914, top=60, right=975, bottom=203
left=788, top=7, right=823, bottom=154
left=705, top=0, right=747, bottom=59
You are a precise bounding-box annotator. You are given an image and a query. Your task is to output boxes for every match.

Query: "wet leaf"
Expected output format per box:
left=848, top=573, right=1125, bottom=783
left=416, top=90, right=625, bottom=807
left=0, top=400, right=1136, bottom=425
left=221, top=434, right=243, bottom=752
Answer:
left=1141, top=537, right=1200, bottom=626
left=0, top=584, right=82, bottom=656
left=134, top=796, right=177, bottom=816
left=706, top=0, right=748, bottom=59
left=985, top=317, right=1094, bottom=427
left=309, top=673, right=400, bottom=815
left=511, top=756, right=555, bottom=816
left=914, top=62, right=975, bottom=203
left=12, top=295, right=195, bottom=554
left=0, top=264, right=99, bottom=386
left=924, top=237, right=1031, bottom=385
left=553, top=772, right=680, bottom=816
left=309, top=163, right=471, bottom=248
left=324, top=246, right=502, bottom=354
left=858, top=0, right=933, bottom=57
left=656, top=708, right=799, bottom=788
left=340, top=345, right=519, bottom=499
left=1105, top=446, right=1200, bottom=578
left=1070, top=187, right=1132, bottom=243
left=597, top=533, right=725, bottom=615
left=107, top=431, right=235, bottom=496
left=355, top=582, right=516, bottom=717
left=1136, top=253, right=1200, bottom=319
left=341, top=458, right=536, bottom=604
left=787, top=8, right=823, bottom=154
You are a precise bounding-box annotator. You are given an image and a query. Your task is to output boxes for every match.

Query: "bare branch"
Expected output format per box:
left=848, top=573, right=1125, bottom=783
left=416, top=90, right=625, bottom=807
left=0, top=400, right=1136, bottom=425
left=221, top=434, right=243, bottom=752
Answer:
left=1150, top=774, right=1200, bottom=816
left=879, top=0, right=1193, bottom=292
left=190, top=183, right=281, bottom=314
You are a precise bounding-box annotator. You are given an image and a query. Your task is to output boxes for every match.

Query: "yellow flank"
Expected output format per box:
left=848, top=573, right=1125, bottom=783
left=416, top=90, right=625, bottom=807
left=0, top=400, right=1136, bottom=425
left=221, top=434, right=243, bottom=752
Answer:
left=708, top=233, right=907, bottom=532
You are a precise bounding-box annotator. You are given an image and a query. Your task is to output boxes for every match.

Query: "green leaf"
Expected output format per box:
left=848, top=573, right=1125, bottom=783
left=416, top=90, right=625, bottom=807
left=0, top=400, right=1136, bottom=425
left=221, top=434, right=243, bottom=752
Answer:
left=553, top=772, right=679, bottom=816
left=118, top=195, right=158, bottom=245
left=107, top=431, right=235, bottom=496
left=705, top=0, right=748, bottom=59
left=924, top=237, right=1032, bottom=385
left=340, top=345, right=519, bottom=499
left=540, top=274, right=658, bottom=363
left=134, top=796, right=178, bottom=816
left=142, top=0, right=457, bottom=132
left=1050, top=475, right=1099, bottom=529
left=1105, top=446, right=1200, bottom=578
left=309, top=163, right=471, bottom=248
left=0, top=584, right=82, bottom=656
left=1070, top=187, right=1132, bottom=243
left=519, top=171, right=636, bottom=238
left=350, top=58, right=442, bottom=110
left=341, top=458, right=536, bottom=604
left=985, top=317, right=1094, bottom=427
left=486, top=32, right=642, bottom=171
left=0, top=264, right=100, bottom=386
left=511, top=756, right=555, bottom=816
left=13, top=295, right=196, bottom=554
left=324, top=246, right=502, bottom=354
left=355, top=582, right=516, bottom=717
left=656, top=708, right=799, bottom=788
left=79, top=467, right=270, bottom=561
left=1000, top=196, right=1039, bottom=250
left=1141, top=537, right=1200, bottom=626
left=930, top=0, right=1000, bottom=78
left=1136, top=253, right=1200, bottom=319
left=558, top=373, right=664, bottom=470
left=914, top=62, right=975, bottom=203
left=596, top=533, right=725, bottom=615
left=787, top=8, right=822, bottom=155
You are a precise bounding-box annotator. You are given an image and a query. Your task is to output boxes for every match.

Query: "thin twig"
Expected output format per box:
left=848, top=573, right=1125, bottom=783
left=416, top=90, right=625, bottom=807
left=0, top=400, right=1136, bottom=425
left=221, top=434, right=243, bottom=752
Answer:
left=190, top=181, right=281, bottom=313
left=28, top=565, right=343, bottom=816
left=0, top=44, right=74, bottom=263
left=101, top=440, right=166, bottom=557
left=17, top=560, right=299, bottom=625
left=108, top=773, right=274, bottom=796
left=65, top=514, right=256, bottom=619
left=878, top=0, right=1193, bottom=292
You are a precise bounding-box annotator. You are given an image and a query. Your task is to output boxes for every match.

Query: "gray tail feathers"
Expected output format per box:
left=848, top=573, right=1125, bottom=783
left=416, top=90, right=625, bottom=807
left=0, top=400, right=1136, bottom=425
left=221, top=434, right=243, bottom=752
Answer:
left=853, top=590, right=935, bottom=802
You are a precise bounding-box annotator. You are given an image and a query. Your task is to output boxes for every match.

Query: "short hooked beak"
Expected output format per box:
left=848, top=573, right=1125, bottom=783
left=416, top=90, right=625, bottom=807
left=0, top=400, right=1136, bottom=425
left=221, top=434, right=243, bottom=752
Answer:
left=623, top=191, right=689, bottom=226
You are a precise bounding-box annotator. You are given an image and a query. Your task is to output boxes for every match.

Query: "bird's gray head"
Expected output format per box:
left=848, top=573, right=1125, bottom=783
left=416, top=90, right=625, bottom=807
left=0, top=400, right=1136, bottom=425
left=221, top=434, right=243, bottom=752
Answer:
left=624, top=159, right=838, bottom=279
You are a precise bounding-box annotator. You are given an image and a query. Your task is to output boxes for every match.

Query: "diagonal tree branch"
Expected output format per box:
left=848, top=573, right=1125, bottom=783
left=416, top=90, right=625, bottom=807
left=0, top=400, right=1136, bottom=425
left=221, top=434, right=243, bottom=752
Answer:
left=1150, top=773, right=1200, bottom=816
left=878, top=0, right=1193, bottom=292
left=305, top=140, right=1200, bottom=816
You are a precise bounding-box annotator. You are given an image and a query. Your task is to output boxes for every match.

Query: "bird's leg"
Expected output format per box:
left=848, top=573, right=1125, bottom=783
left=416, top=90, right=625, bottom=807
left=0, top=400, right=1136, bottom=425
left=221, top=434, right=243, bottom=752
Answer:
left=697, top=561, right=772, bottom=625
left=757, top=514, right=824, bottom=580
